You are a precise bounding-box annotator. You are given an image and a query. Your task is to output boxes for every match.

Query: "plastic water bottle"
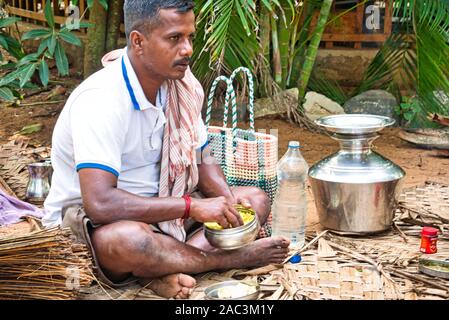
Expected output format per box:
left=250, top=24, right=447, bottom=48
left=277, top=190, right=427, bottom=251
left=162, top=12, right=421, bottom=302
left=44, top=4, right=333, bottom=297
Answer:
left=271, top=141, right=309, bottom=247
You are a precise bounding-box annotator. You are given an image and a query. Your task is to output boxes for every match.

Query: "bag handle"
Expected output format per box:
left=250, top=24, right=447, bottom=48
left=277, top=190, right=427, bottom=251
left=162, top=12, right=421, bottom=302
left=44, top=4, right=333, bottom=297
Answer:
left=205, top=76, right=234, bottom=128
left=229, top=67, right=255, bottom=132
left=205, top=76, right=240, bottom=154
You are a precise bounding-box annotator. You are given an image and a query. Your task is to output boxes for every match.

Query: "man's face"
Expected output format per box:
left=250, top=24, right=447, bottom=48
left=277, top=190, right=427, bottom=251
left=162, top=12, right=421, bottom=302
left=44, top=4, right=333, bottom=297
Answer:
left=138, top=9, right=195, bottom=80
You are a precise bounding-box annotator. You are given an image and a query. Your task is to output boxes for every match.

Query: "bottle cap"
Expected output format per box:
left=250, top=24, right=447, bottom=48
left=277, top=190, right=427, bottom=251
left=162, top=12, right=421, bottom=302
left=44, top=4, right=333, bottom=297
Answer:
left=422, top=227, right=438, bottom=236
left=288, top=141, right=301, bottom=149
left=289, top=254, right=302, bottom=264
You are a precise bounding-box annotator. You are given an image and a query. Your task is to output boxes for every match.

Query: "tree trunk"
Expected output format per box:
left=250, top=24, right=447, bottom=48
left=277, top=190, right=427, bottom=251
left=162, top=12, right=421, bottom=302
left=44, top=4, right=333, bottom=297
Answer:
left=271, top=15, right=282, bottom=86
left=105, top=0, right=123, bottom=52
left=83, top=0, right=108, bottom=78
left=278, top=2, right=293, bottom=89
left=296, top=0, right=333, bottom=109
left=258, top=5, right=272, bottom=97
left=289, top=1, right=315, bottom=87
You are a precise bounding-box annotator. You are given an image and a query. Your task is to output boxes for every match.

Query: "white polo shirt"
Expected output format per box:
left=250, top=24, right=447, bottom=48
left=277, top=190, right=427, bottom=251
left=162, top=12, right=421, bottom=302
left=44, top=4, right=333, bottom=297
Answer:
left=42, top=50, right=208, bottom=228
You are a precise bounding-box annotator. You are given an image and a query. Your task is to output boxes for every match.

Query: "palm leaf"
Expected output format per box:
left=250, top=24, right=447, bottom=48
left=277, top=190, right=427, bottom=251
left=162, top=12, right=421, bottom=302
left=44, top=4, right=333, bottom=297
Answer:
left=356, top=0, right=449, bottom=120
left=193, top=0, right=292, bottom=91
left=308, top=74, right=348, bottom=106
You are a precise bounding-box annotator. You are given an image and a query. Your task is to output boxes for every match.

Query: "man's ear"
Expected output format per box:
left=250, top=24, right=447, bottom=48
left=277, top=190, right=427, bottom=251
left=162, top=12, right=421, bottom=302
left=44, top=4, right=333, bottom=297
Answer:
left=129, top=31, right=145, bottom=55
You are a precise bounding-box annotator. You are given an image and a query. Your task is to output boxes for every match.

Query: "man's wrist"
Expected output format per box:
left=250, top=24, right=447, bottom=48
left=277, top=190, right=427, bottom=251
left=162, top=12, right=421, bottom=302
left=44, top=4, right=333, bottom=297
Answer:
left=182, top=194, right=191, bottom=219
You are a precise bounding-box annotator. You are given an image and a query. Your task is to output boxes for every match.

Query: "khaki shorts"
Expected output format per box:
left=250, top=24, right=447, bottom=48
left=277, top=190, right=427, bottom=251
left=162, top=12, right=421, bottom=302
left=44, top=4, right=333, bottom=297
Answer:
left=61, top=197, right=204, bottom=288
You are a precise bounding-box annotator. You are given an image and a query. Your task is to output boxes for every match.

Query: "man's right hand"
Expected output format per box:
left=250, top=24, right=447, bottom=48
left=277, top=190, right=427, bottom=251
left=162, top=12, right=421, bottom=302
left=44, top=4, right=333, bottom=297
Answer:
left=189, top=196, right=244, bottom=229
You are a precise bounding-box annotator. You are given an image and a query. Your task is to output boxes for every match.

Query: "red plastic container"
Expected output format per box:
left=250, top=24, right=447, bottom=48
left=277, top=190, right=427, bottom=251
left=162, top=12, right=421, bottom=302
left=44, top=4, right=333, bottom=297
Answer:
left=420, top=227, right=438, bottom=254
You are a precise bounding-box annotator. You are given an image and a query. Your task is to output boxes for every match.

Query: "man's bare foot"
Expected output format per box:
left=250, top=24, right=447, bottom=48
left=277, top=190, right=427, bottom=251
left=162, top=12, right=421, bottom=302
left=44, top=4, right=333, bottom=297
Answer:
left=142, top=273, right=196, bottom=299
left=237, top=236, right=290, bottom=268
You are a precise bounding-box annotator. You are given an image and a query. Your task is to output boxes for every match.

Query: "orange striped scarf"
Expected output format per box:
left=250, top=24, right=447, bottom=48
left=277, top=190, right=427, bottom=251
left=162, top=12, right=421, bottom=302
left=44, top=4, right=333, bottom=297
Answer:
left=157, top=68, right=204, bottom=242
left=102, top=50, right=203, bottom=242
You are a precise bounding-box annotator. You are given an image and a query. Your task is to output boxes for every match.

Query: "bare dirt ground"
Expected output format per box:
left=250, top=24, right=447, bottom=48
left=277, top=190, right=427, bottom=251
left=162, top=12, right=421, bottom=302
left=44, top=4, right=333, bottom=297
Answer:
left=0, top=86, right=448, bottom=228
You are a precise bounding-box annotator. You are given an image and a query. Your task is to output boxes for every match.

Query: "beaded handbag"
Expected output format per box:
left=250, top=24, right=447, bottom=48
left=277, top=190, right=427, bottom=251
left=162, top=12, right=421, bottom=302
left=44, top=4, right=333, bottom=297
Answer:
left=205, top=67, right=278, bottom=206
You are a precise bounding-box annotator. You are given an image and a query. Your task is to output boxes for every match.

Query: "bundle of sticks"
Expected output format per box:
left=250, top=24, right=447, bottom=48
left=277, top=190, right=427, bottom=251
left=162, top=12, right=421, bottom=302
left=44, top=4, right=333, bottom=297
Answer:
left=0, top=226, right=94, bottom=300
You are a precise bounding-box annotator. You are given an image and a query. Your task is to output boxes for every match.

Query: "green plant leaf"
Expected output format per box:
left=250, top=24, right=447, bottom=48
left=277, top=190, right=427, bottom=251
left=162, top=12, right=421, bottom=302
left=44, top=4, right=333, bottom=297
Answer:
left=308, top=74, right=348, bottom=105
left=44, top=0, right=55, bottom=28
left=0, top=35, right=8, bottom=50
left=403, top=112, right=414, bottom=121
left=0, top=17, right=21, bottom=28
left=55, top=42, right=69, bottom=76
left=58, top=29, right=82, bottom=46
left=9, top=79, right=39, bottom=90
left=3, top=35, right=25, bottom=60
left=98, top=0, right=109, bottom=10
left=37, top=37, right=49, bottom=55
left=48, top=34, right=57, bottom=56
left=0, top=87, right=15, bottom=101
left=39, top=60, right=50, bottom=87
left=86, top=0, right=108, bottom=10
left=0, top=66, right=25, bottom=87
left=21, top=29, right=52, bottom=41
left=19, top=63, right=37, bottom=88
left=17, top=123, right=43, bottom=135
left=78, top=22, right=94, bottom=29
left=16, top=53, right=40, bottom=67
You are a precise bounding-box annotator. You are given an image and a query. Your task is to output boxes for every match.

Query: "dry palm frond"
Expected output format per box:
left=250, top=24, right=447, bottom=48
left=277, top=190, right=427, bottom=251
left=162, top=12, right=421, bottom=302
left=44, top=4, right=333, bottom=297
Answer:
left=0, top=226, right=94, bottom=300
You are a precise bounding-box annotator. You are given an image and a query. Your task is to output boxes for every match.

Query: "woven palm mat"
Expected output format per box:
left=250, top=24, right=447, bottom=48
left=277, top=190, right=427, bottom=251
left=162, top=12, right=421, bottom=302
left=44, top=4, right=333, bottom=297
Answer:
left=79, top=184, right=449, bottom=300
left=0, top=135, right=51, bottom=200
left=395, top=181, right=449, bottom=230
left=77, top=228, right=448, bottom=300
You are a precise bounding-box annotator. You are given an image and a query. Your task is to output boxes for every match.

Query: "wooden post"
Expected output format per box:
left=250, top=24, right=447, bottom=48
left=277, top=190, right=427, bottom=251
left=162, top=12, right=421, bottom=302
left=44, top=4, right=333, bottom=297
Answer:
left=25, top=0, right=29, bottom=23
left=355, top=2, right=364, bottom=49
left=384, top=0, right=393, bottom=38
left=52, top=0, right=58, bottom=21
left=79, top=0, right=86, bottom=33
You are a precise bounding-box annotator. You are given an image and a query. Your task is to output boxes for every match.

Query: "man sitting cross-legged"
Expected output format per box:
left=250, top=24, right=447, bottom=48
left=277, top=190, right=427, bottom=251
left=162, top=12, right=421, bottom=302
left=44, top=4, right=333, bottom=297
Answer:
left=43, top=0, right=290, bottom=299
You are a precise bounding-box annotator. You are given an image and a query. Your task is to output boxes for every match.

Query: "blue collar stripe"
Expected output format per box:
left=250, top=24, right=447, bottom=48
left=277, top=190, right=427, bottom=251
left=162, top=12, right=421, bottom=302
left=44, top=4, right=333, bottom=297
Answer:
left=121, top=56, right=140, bottom=111
left=200, top=140, right=209, bottom=152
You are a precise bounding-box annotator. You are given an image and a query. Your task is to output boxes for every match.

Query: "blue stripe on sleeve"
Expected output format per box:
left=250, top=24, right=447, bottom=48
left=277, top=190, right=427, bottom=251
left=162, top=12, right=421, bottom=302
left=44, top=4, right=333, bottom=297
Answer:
left=76, top=163, right=119, bottom=177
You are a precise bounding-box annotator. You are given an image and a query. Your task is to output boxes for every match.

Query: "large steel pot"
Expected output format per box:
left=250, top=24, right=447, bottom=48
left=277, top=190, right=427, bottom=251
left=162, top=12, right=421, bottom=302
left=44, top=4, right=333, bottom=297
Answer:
left=308, top=114, right=405, bottom=233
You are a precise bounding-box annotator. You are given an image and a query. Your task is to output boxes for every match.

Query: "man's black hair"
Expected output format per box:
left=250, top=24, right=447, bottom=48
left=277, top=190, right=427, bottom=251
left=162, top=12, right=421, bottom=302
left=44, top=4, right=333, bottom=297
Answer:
left=124, top=0, right=195, bottom=41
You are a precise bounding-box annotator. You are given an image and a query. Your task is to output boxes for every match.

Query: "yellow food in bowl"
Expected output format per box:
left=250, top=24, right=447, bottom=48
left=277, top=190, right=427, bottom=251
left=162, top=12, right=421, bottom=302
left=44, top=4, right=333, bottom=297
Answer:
left=204, top=206, right=255, bottom=230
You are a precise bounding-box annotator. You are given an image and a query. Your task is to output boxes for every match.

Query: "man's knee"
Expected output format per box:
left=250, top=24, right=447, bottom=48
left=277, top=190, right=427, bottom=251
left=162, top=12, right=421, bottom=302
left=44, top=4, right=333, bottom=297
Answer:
left=246, top=187, right=270, bottom=207
left=235, top=186, right=271, bottom=222
left=92, top=221, right=155, bottom=259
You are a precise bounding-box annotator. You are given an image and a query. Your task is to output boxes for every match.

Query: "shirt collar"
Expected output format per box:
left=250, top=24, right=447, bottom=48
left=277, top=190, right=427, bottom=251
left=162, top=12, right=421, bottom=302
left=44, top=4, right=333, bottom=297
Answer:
left=121, top=50, right=166, bottom=112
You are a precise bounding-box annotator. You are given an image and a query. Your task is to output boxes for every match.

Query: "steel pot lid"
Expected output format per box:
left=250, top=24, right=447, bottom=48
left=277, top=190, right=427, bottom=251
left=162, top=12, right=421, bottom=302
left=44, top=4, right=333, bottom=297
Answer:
left=315, top=114, right=395, bottom=135
left=308, top=152, right=405, bottom=183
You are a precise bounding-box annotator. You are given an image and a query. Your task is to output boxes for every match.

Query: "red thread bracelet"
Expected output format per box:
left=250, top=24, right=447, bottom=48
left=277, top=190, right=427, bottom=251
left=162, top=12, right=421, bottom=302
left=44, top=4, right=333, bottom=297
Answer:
left=182, top=194, right=191, bottom=220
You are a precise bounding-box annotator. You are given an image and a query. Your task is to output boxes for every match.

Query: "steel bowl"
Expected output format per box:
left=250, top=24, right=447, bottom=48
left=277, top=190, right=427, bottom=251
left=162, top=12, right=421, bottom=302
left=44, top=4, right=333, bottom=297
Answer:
left=205, top=280, right=260, bottom=300
left=419, top=257, right=449, bottom=279
left=204, top=213, right=260, bottom=250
